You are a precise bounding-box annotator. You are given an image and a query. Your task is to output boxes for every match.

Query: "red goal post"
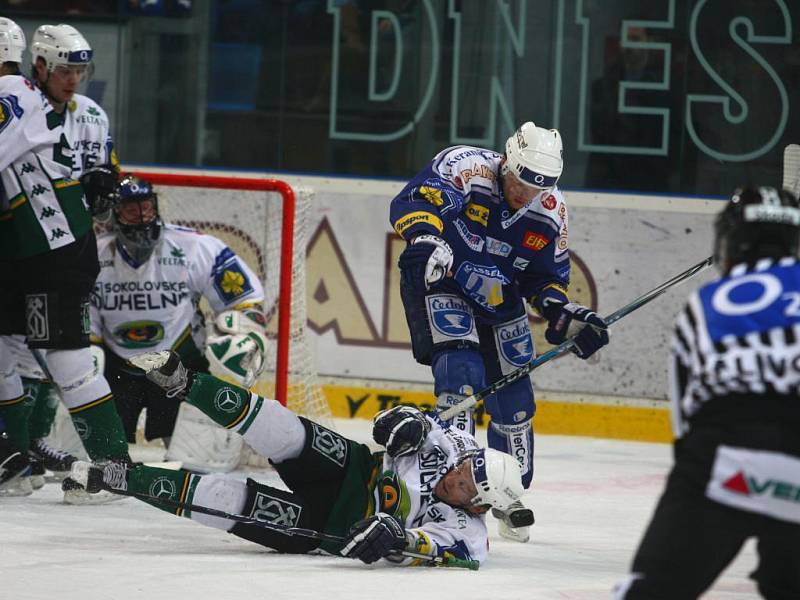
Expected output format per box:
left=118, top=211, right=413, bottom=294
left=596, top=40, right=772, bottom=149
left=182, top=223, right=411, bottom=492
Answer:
left=127, top=171, right=328, bottom=425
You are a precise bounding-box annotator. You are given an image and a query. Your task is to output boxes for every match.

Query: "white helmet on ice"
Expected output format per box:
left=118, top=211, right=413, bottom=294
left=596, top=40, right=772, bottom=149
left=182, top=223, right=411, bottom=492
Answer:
left=468, top=448, right=524, bottom=512
left=0, top=17, right=26, bottom=64
left=30, top=24, right=93, bottom=72
left=501, top=121, right=563, bottom=188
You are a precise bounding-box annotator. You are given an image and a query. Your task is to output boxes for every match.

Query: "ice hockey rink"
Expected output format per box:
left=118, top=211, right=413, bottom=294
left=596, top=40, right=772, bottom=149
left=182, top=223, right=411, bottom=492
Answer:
left=2, top=418, right=760, bottom=600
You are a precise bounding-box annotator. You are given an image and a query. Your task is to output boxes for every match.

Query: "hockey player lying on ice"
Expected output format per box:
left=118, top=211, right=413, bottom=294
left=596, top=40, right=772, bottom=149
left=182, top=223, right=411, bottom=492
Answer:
left=66, top=350, right=525, bottom=567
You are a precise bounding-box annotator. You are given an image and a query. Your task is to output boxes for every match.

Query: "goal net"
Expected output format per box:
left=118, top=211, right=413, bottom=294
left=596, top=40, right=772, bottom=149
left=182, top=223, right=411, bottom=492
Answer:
left=130, top=172, right=330, bottom=426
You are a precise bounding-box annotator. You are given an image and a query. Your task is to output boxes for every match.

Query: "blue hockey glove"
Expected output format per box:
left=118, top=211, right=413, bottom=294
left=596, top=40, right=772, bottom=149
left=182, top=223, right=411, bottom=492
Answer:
left=341, top=513, right=407, bottom=564
left=398, top=234, right=453, bottom=293
left=543, top=301, right=609, bottom=359
left=373, top=405, right=431, bottom=458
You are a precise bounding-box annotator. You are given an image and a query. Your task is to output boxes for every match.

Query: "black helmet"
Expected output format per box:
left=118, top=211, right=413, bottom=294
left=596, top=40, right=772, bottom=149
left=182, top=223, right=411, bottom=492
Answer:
left=112, top=175, right=162, bottom=265
left=714, top=186, right=800, bottom=274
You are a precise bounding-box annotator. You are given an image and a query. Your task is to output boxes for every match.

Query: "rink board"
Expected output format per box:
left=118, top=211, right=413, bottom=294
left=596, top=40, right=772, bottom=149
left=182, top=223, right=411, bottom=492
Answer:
left=131, top=166, right=721, bottom=442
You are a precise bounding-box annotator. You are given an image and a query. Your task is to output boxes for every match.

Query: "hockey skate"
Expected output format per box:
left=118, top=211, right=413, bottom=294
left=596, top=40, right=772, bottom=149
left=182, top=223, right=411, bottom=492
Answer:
left=62, top=458, right=131, bottom=505
left=0, top=433, right=33, bottom=497
left=129, top=350, right=189, bottom=398
left=30, top=437, right=78, bottom=480
left=493, top=500, right=535, bottom=543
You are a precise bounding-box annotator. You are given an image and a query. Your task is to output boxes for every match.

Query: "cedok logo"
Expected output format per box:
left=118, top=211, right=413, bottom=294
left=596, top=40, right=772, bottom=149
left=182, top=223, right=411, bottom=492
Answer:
left=723, top=471, right=800, bottom=504
left=496, top=316, right=533, bottom=367
left=428, top=295, right=473, bottom=337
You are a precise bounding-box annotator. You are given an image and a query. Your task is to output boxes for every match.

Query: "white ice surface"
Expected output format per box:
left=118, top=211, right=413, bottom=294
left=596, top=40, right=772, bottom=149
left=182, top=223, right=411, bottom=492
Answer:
left=2, top=419, right=758, bottom=600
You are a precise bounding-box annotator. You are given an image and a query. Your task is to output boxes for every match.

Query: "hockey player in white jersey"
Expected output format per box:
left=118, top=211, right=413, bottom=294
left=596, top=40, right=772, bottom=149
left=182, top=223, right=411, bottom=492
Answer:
left=69, top=350, right=525, bottom=566
left=11, top=23, right=124, bottom=479
left=0, top=16, right=130, bottom=500
left=90, top=175, right=269, bottom=468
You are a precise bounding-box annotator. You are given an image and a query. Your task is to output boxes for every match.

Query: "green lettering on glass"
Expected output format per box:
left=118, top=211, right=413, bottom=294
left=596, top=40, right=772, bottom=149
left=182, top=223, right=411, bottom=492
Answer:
left=328, top=0, right=440, bottom=142
left=686, top=0, right=791, bottom=162
left=576, top=0, right=675, bottom=157
left=369, top=11, right=403, bottom=102
left=448, top=0, right=526, bottom=146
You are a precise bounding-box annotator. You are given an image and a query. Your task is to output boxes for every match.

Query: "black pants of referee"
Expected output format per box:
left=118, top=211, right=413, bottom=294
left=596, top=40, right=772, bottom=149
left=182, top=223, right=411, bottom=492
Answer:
left=620, top=423, right=800, bottom=599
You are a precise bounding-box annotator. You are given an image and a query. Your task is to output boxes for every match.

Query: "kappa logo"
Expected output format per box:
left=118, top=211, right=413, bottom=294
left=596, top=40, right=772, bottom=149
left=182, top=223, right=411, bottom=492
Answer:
left=25, top=294, right=49, bottom=342
left=311, top=424, right=348, bottom=466
left=250, top=492, right=302, bottom=526
left=214, top=387, right=243, bottom=413
left=427, top=295, right=474, bottom=337
left=149, top=477, right=177, bottom=500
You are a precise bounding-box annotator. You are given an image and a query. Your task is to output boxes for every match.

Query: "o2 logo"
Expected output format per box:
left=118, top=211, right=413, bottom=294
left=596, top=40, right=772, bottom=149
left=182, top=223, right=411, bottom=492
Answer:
left=711, top=273, right=800, bottom=317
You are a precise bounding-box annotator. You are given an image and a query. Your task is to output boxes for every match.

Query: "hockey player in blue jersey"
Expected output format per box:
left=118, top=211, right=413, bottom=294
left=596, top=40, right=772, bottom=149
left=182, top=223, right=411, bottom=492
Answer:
left=614, top=186, right=800, bottom=599
left=390, top=122, right=609, bottom=542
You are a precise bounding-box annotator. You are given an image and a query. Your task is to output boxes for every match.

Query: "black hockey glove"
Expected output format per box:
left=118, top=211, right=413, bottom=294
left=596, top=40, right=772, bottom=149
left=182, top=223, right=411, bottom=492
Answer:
left=543, top=301, right=609, bottom=359
left=372, top=405, right=431, bottom=458
left=79, top=165, right=119, bottom=216
left=398, top=234, right=453, bottom=293
left=341, top=513, right=406, bottom=564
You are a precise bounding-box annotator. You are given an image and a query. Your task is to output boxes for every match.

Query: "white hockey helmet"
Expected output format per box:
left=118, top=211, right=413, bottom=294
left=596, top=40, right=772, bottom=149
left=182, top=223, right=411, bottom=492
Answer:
left=30, top=24, right=93, bottom=72
left=501, top=121, right=563, bottom=188
left=0, top=17, right=26, bottom=64
left=468, top=448, right=524, bottom=512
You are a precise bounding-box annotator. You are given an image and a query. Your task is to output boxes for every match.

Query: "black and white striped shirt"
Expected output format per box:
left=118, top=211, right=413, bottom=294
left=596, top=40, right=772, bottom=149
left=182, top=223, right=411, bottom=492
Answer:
left=669, top=257, right=800, bottom=437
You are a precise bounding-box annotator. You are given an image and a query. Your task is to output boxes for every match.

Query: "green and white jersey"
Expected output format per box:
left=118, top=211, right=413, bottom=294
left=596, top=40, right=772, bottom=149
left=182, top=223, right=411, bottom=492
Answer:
left=91, top=224, right=264, bottom=360
left=0, top=75, right=90, bottom=259
left=63, top=93, right=119, bottom=178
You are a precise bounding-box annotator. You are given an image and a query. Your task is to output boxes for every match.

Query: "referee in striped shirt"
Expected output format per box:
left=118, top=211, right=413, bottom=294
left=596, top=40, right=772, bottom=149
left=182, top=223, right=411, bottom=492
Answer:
left=615, top=186, right=800, bottom=599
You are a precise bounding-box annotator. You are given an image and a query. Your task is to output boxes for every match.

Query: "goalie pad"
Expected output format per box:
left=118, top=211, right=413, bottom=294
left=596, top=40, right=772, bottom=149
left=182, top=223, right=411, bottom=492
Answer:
left=165, top=402, right=244, bottom=473
left=205, top=308, right=269, bottom=388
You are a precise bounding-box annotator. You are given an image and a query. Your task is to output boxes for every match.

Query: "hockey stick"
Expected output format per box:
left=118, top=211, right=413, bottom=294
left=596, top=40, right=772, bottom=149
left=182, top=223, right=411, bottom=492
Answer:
left=783, top=144, right=800, bottom=198
left=104, top=486, right=479, bottom=570
left=440, top=255, right=714, bottom=420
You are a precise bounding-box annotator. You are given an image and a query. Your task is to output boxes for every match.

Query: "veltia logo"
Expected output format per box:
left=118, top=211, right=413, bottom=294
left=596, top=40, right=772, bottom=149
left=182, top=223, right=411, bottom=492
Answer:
left=723, top=471, right=800, bottom=503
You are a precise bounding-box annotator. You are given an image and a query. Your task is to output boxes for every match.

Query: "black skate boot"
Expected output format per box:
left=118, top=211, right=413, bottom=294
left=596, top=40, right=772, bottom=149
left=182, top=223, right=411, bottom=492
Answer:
left=0, top=433, right=32, bottom=496
left=30, top=437, right=78, bottom=480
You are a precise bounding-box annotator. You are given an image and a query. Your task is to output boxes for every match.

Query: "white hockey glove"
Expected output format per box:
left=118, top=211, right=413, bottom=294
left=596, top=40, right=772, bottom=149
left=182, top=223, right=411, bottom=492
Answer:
left=205, top=307, right=269, bottom=388
left=398, top=234, right=454, bottom=293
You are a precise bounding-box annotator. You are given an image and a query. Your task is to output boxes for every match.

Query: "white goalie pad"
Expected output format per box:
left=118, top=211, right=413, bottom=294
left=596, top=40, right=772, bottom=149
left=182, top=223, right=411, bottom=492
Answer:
left=165, top=402, right=244, bottom=473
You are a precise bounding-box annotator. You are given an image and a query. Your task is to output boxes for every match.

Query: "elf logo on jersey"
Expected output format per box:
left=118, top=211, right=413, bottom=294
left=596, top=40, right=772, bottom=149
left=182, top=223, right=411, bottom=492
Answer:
left=0, top=94, right=24, bottom=133
left=427, top=295, right=474, bottom=337
left=112, top=320, right=165, bottom=348
left=522, top=231, right=548, bottom=251
left=723, top=471, right=800, bottom=504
